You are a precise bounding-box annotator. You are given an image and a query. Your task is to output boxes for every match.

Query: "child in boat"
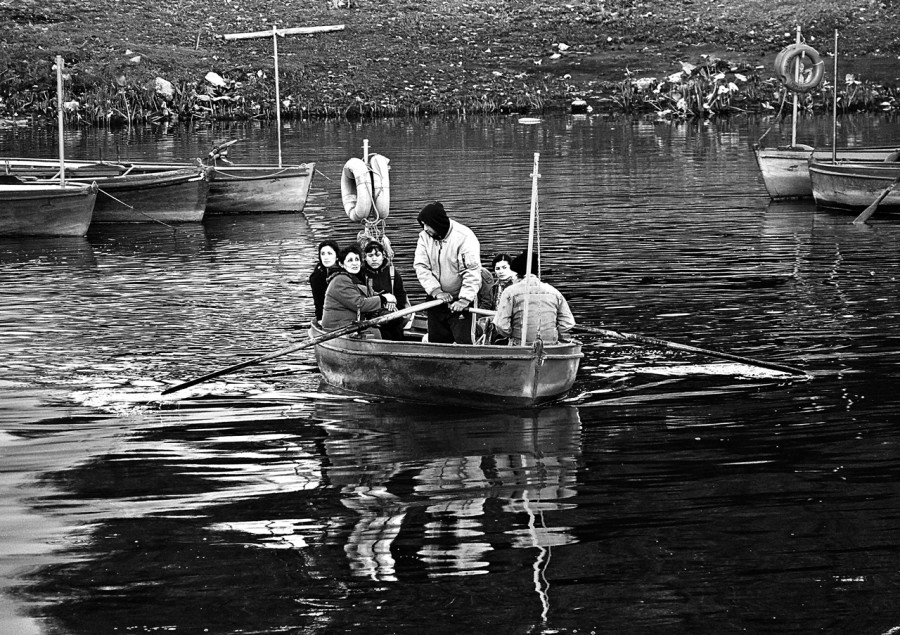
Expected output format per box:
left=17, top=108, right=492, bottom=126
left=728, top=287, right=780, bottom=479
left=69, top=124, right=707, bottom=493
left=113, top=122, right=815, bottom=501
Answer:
left=308, top=239, right=341, bottom=324
left=362, top=240, right=409, bottom=341
left=322, top=244, right=396, bottom=337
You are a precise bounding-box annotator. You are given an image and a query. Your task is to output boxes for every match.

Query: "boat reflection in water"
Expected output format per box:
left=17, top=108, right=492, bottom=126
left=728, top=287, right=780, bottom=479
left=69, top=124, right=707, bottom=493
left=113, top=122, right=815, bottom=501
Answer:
left=316, top=401, right=581, bottom=596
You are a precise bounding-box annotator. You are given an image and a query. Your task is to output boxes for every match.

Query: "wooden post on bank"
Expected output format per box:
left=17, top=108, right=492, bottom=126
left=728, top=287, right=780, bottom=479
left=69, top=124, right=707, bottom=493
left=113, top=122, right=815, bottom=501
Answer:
left=222, top=24, right=345, bottom=167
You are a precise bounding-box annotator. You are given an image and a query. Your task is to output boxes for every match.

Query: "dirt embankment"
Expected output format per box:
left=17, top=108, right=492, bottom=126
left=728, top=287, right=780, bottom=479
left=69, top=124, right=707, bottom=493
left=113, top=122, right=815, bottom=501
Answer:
left=1, top=0, right=898, bottom=121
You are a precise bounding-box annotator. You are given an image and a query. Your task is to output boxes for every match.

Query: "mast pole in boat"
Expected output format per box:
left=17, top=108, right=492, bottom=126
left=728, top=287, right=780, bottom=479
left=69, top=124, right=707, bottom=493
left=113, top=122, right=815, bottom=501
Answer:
left=56, top=55, right=65, bottom=188
left=272, top=26, right=282, bottom=168
left=521, top=152, right=540, bottom=347
left=832, top=29, right=839, bottom=163
left=791, top=25, right=800, bottom=148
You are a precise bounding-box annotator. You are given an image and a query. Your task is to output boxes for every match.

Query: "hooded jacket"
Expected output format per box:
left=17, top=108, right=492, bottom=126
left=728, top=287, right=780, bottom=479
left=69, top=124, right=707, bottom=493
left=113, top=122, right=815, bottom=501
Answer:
left=414, top=219, right=482, bottom=303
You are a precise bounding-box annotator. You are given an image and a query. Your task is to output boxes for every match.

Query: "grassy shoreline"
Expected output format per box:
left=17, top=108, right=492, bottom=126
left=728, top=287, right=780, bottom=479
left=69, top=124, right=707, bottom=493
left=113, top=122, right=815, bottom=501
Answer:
left=2, top=0, right=898, bottom=125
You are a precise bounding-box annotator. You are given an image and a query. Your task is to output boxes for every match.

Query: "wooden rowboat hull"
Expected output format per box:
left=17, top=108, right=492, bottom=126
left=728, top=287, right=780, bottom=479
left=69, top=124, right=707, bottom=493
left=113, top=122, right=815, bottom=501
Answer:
left=809, top=159, right=900, bottom=211
left=754, top=145, right=900, bottom=200
left=73, top=168, right=210, bottom=223
left=310, top=324, right=583, bottom=410
left=0, top=182, right=96, bottom=236
left=205, top=164, right=316, bottom=214
left=114, top=161, right=317, bottom=213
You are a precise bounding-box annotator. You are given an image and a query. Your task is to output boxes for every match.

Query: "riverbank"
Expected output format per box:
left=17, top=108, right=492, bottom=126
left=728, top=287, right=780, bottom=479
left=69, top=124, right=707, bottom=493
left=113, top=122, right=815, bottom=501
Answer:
left=1, top=0, right=899, bottom=124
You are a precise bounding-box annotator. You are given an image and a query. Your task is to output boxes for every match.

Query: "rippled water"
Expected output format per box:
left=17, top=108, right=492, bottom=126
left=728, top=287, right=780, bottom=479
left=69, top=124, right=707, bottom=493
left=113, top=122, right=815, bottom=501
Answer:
left=3, top=114, right=900, bottom=633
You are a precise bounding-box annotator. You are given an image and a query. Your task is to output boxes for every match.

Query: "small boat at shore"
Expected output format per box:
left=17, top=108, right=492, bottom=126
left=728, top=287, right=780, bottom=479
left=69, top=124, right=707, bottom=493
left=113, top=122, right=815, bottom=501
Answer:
left=310, top=322, right=583, bottom=410
left=35, top=166, right=212, bottom=223
left=754, top=145, right=900, bottom=199
left=127, top=161, right=317, bottom=214
left=808, top=158, right=900, bottom=212
left=0, top=180, right=97, bottom=236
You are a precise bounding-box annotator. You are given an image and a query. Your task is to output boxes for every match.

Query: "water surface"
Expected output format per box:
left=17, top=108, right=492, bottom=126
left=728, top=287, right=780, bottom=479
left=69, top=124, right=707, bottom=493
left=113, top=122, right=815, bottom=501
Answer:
left=3, top=114, right=900, bottom=633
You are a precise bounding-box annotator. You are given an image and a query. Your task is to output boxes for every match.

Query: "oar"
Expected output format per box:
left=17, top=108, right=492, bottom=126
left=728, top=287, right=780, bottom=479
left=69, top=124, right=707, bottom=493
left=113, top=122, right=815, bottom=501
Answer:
left=572, top=324, right=805, bottom=376
left=467, top=308, right=805, bottom=376
left=852, top=173, right=900, bottom=225
left=160, top=299, right=443, bottom=395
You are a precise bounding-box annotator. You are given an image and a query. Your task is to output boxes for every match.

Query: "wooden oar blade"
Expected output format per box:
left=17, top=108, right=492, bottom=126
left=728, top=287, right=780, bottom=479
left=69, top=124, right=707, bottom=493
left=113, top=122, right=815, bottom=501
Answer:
left=160, top=299, right=443, bottom=396
left=853, top=174, right=900, bottom=224
left=573, top=325, right=806, bottom=377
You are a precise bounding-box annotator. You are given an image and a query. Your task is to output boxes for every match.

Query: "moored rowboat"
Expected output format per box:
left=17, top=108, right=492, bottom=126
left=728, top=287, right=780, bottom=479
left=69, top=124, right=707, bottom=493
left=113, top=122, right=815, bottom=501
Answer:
left=129, top=162, right=316, bottom=213
left=310, top=322, right=583, bottom=410
left=60, top=167, right=211, bottom=223
left=808, top=158, right=900, bottom=212
left=754, top=145, right=900, bottom=200
left=0, top=181, right=97, bottom=236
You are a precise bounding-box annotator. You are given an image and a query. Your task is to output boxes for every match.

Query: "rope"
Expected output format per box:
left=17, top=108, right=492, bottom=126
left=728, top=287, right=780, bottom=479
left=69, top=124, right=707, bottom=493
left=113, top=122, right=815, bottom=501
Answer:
left=211, top=166, right=297, bottom=180
left=757, top=89, right=790, bottom=146
left=97, top=188, right=177, bottom=231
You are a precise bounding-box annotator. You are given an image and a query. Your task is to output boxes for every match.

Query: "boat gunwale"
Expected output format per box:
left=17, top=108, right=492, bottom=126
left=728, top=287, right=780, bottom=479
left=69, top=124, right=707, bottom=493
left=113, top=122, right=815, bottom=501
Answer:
left=315, top=337, right=584, bottom=362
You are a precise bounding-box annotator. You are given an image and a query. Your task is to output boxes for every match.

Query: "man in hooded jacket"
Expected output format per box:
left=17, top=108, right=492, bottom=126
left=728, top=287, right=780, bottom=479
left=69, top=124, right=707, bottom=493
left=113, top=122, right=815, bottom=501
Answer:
left=413, top=201, right=482, bottom=344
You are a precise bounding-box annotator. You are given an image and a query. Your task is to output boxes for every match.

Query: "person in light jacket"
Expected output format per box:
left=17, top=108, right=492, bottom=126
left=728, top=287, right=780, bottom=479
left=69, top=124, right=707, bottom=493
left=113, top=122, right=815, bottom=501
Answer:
left=492, top=251, right=575, bottom=346
left=322, top=245, right=396, bottom=337
left=413, top=201, right=482, bottom=344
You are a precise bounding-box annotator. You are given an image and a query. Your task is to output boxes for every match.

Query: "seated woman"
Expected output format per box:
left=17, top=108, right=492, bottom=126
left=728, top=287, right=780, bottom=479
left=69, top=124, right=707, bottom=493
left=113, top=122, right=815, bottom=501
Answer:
left=362, top=240, right=409, bottom=341
left=489, top=253, right=518, bottom=309
left=477, top=253, right=519, bottom=344
left=322, top=244, right=396, bottom=338
left=308, top=239, right=341, bottom=324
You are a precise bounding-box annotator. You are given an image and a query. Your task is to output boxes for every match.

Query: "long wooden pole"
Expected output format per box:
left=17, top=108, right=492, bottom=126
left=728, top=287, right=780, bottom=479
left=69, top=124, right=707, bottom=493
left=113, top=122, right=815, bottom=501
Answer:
left=832, top=29, right=839, bottom=163
left=272, top=26, right=282, bottom=168
left=56, top=55, right=65, bottom=188
left=791, top=26, right=800, bottom=147
left=161, top=299, right=443, bottom=395
left=220, top=24, right=345, bottom=167
left=521, top=152, right=540, bottom=346
left=223, top=24, right=344, bottom=40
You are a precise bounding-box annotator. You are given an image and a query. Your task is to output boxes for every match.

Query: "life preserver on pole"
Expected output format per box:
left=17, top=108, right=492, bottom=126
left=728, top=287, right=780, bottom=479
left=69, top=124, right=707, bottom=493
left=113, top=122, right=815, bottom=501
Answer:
left=775, top=44, right=825, bottom=93
left=341, top=157, right=374, bottom=222
left=368, top=153, right=390, bottom=220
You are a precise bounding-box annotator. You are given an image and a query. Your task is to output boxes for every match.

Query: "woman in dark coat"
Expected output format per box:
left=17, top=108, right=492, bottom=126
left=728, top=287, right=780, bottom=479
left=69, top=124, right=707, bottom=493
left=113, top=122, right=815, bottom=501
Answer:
left=362, top=240, right=409, bottom=340
left=322, top=244, right=396, bottom=337
left=308, top=239, right=341, bottom=323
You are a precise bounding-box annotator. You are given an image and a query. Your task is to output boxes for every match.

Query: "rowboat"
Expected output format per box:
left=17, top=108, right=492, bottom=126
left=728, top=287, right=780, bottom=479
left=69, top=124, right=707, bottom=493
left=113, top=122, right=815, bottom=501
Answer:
left=0, top=180, right=97, bottom=236
left=127, top=161, right=317, bottom=214
left=754, top=145, right=900, bottom=199
left=808, top=158, right=900, bottom=212
left=309, top=322, right=583, bottom=410
left=43, top=167, right=212, bottom=223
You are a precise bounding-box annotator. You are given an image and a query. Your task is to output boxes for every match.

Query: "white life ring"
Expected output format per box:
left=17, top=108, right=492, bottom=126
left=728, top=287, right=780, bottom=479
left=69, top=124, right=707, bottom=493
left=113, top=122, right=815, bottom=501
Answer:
left=775, top=44, right=825, bottom=93
left=341, top=157, right=374, bottom=222
left=368, top=153, right=390, bottom=220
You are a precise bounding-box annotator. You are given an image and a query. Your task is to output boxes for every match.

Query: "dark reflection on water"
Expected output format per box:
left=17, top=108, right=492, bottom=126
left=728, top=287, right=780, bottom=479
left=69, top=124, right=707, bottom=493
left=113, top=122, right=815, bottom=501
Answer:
left=3, top=114, right=900, bottom=633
